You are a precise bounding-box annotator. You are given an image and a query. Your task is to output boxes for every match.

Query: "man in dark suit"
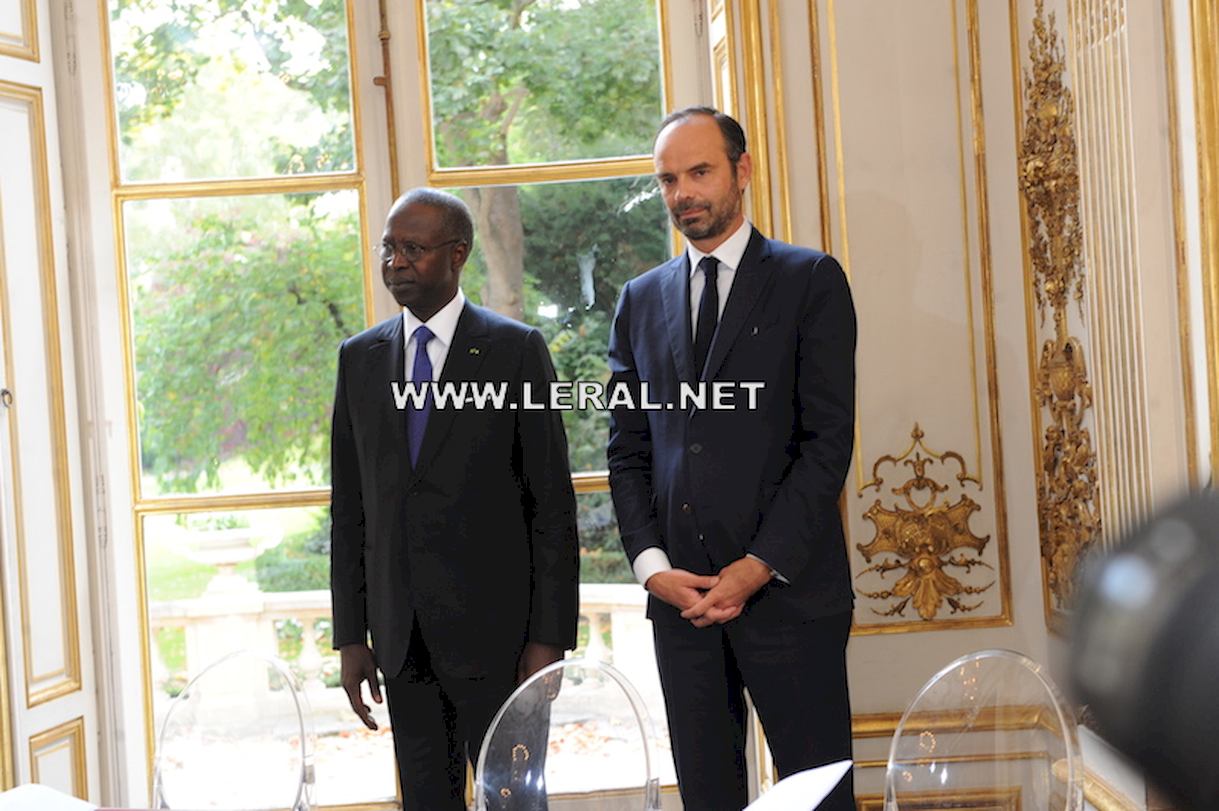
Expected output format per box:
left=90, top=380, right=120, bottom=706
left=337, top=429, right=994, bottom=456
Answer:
left=330, top=188, right=579, bottom=809
left=607, top=108, right=857, bottom=810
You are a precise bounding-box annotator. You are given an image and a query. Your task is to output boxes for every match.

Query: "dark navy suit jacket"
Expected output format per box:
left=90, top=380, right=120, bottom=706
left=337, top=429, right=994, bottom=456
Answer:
left=607, top=228, right=856, bottom=627
left=330, top=302, right=579, bottom=678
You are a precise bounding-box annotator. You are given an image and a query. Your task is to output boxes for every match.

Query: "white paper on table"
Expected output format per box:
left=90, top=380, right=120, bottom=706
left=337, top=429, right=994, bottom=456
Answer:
left=0, top=784, right=96, bottom=811
left=743, top=759, right=853, bottom=811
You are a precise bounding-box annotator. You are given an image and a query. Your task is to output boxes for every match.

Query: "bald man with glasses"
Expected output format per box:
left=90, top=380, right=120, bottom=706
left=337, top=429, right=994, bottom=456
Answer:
left=330, top=188, right=579, bottom=809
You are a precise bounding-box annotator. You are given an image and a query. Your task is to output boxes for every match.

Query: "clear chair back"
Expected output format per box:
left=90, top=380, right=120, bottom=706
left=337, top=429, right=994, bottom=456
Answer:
left=475, top=658, right=661, bottom=810
left=884, top=649, right=1082, bottom=811
left=153, top=649, right=315, bottom=810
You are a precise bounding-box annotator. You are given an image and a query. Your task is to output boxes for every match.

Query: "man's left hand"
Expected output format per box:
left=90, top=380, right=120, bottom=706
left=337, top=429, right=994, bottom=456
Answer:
left=680, top=557, right=772, bottom=628
left=517, top=641, right=564, bottom=684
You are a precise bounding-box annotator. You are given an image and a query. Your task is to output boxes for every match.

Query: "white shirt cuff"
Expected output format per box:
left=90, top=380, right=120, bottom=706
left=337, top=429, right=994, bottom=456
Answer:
left=632, top=547, right=673, bottom=587
left=747, top=552, right=790, bottom=584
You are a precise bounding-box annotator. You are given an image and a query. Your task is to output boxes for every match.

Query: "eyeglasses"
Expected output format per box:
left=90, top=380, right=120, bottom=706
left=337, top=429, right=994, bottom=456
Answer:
left=378, top=239, right=464, bottom=263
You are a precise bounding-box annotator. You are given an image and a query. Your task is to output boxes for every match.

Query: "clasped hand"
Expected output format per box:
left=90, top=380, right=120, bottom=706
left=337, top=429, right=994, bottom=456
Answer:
left=646, top=557, right=771, bottom=628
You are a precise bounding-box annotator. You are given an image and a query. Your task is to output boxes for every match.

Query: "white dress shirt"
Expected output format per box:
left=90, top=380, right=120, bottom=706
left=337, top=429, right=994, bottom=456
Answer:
left=685, top=217, right=753, bottom=338
left=402, top=288, right=466, bottom=382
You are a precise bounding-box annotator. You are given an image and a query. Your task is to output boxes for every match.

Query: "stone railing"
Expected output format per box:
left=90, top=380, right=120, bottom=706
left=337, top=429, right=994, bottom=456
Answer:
left=149, top=589, right=335, bottom=691
left=149, top=583, right=652, bottom=692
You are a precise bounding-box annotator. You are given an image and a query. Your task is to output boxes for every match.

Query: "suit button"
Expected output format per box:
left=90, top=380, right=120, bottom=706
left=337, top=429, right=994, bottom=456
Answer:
left=698, top=533, right=705, bottom=541
left=689, top=443, right=702, bottom=454
left=681, top=502, right=692, bottom=514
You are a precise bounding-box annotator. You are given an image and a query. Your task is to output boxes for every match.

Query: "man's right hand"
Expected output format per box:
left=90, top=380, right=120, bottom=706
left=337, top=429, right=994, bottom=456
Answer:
left=644, top=568, right=719, bottom=612
left=340, top=643, right=382, bottom=730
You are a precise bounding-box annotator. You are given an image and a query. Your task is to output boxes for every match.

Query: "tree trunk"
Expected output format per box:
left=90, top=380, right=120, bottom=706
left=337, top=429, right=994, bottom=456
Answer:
left=464, top=186, right=525, bottom=322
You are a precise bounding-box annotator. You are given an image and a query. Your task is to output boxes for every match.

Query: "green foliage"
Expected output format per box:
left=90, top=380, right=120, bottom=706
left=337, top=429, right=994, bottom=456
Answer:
left=522, top=177, right=665, bottom=320
left=576, top=492, right=632, bottom=583
left=573, top=617, right=613, bottom=656
left=423, top=0, right=668, bottom=475
left=580, top=547, right=633, bottom=583
left=254, top=518, right=331, bottom=592
left=111, top=0, right=353, bottom=175
left=132, top=196, right=363, bottom=491
left=550, top=315, right=615, bottom=474
left=111, top=7, right=210, bottom=136
left=427, top=0, right=662, bottom=166
left=513, top=0, right=663, bottom=154
left=155, top=626, right=186, bottom=673
left=521, top=177, right=668, bottom=473
left=146, top=542, right=226, bottom=601
left=120, top=0, right=669, bottom=585
left=320, top=658, right=341, bottom=689
left=275, top=617, right=303, bottom=660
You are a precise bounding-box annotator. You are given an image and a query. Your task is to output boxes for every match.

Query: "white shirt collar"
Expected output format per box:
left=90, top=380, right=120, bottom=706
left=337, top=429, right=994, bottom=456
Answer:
left=687, top=218, right=753, bottom=276
left=402, top=288, right=466, bottom=348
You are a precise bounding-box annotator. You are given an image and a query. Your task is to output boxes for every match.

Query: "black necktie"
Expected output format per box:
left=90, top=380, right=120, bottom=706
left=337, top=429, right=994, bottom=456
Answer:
left=693, top=255, right=720, bottom=376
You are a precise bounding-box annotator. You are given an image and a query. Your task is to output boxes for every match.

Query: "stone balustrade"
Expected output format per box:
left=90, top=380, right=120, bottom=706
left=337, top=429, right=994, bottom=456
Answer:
left=148, top=583, right=652, bottom=693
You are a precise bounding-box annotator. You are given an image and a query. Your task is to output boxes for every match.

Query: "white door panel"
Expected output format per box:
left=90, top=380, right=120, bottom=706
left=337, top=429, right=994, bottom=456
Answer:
left=0, top=0, right=99, bottom=798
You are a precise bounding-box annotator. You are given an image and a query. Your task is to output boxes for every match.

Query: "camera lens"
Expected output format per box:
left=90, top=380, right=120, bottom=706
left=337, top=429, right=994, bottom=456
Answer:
left=1070, top=491, right=1219, bottom=811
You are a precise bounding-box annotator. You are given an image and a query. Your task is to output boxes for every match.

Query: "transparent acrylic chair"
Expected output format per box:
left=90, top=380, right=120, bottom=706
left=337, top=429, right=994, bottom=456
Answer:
left=884, top=649, right=1082, bottom=811
left=475, top=658, right=662, bottom=810
left=153, top=649, right=316, bottom=810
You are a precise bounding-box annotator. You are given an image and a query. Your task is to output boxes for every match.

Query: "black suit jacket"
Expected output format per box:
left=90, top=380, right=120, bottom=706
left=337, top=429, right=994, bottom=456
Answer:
left=607, top=228, right=856, bottom=626
left=330, top=301, right=579, bottom=679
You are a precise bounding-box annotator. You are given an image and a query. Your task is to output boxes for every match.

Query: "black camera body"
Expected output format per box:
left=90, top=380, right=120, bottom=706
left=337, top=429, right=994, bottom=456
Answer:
left=1070, top=491, right=1219, bottom=811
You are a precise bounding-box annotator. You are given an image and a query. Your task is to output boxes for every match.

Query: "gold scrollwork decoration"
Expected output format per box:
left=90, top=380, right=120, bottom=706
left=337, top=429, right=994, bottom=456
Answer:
left=856, top=425, right=994, bottom=621
left=1019, top=0, right=1102, bottom=614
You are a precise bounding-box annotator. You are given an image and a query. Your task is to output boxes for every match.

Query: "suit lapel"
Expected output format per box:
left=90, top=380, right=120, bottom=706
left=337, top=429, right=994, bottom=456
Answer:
left=410, top=302, right=490, bottom=481
left=368, top=315, right=408, bottom=454
left=660, top=254, right=696, bottom=383
left=703, top=229, right=773, bottom=382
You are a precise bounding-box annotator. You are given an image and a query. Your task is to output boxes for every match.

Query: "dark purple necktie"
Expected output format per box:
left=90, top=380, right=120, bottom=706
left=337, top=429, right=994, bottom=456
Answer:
left=407, top=325, right=434, bottom=467
left=693, top=255, right=720, bottom=376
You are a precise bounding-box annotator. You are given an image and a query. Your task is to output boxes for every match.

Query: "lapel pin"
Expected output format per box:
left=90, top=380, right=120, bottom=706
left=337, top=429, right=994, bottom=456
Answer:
left=469, top=347, right=481, bottom=355
left=751, top=326, right=759, bottom=335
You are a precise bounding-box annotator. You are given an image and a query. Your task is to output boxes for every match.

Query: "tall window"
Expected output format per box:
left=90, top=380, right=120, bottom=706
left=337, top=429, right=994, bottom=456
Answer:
left=97, top=0, right=697, bottom=805
left=419, top=0, right=671, bottom=578
left=102, top=0, right=393, bottom=806
left=416, top=0, right=681, bottom=794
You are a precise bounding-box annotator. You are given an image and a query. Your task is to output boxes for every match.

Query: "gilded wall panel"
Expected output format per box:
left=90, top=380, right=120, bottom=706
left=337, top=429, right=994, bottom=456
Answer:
left=1014, top=0, right=1166, bottom=630
left=858, top=788, right=1021, bottom=811
left=812, top=0, right=1012, bottom=633
left=1017, top=0, right=1101, bottom=630
left=856, top=425, right=995, bottom=623
left=1190, top=0, right=1219, bottom=482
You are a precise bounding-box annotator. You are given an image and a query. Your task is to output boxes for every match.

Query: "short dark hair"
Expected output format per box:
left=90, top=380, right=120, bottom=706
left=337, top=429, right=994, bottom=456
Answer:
left=656, top=106, right=747, bottom=164
left=392, top=188, right=474, bottom=248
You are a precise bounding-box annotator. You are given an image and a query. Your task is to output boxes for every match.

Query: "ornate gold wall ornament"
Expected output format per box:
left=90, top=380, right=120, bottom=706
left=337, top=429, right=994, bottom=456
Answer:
left=856, top=425, right=994, bottom=621
left=1019, top=0, right=1102, bottom=615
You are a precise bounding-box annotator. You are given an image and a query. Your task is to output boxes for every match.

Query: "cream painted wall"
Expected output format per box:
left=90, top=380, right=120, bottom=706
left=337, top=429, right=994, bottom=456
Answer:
left=741, top=0, right=1204, bottom=807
